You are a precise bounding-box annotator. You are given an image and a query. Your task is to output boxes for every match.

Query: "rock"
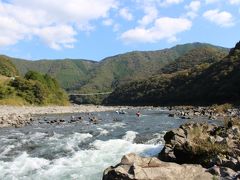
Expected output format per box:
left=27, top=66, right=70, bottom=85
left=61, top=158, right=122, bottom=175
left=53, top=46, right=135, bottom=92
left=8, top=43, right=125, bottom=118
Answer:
left=219, top=167, right=238, bottom=179
left=232, top=126, right=240, bottom=136
left=89, top=116, right=98, bottom=124
left=222, top=158, right=239, bottom=171
left=215, top=135, right=224, bottom=143
left=180, top=116, right=187, bottom=119
left=0, top=113, right=34, bottom=128
left=159, top=122, right=240, bottom=170
left=235, top=172, right=240, bottom=179
left=70, top=119, right=77, bottom=123
left=207, top=165, right=220, bottom=176
left=168, top=113, right=175, bottom=117
left=194, top=111, right=201, bottom=116
left=103, top=153, right=213, bottom=180
left=207, top=166, right=239, bottom=179
left=188, top=111, right=194, bottom=117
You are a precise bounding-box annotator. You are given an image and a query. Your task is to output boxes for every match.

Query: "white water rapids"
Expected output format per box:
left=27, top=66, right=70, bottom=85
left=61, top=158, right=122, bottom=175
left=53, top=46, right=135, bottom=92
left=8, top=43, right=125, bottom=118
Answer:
left=0, top=130, right=162, bottom=180
left=0, top=108, right=212, bottom=179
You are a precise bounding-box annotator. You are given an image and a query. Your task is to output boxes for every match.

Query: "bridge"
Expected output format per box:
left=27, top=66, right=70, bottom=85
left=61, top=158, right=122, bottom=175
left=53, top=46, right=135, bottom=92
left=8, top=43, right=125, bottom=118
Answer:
left=69, top=92, right=112, bottom=96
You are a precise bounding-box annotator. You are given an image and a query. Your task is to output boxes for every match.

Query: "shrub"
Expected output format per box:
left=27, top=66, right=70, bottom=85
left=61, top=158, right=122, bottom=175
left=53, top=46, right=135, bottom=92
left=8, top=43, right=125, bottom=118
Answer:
left=9, top=71, right=69, bottom=105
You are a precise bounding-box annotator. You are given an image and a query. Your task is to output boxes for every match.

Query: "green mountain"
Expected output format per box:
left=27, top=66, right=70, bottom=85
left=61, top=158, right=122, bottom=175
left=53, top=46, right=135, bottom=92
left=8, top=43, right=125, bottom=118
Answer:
left=11, top=58, right=97, bottom=91
left=104, top=42, right=240, bottom=106
left=11, top=43, right=228, bottom=96
left=161, top=46, right=227, bottom=74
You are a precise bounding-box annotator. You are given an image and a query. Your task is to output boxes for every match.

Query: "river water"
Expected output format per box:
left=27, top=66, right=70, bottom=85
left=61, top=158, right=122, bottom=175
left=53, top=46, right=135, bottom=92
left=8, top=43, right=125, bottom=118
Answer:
left=0, top=108, right=215, bottom=180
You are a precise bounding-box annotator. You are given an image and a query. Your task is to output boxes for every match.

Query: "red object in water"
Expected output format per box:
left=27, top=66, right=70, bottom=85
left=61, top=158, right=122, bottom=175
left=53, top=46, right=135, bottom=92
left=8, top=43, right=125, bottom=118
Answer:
left=136, top=112, right=141, bottom=117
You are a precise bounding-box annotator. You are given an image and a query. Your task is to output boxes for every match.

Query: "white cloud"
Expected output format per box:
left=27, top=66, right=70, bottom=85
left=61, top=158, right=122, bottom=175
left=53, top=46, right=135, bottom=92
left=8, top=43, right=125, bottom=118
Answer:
left=36, top=25, right=77, bottom=50
left=103, top=19, right=113, bottom=26
left=229, top=0, right=240, bottom=5
left=136, top=0, right=184, bottom=27
left=0, top=16, right=29, bottom=46
left=121, top=17, right=192, bottom=43
left=119, top=8, right=133, bottom=21
left=205, top=0, right=219, bottom=4
left=0, top=0, right=118, bottom=49
left=186, top=1, right=201, bottom=12
left=205, top=0, right=240, bottom=5
left=138, top=5, right=158, bottom=26
left=185, top=1, right=201, bottom=19
left=13, top=0, right=118, bottom=24
left=161, top=0, right=184, bottom=6
left=203, top=9, right=235, bottom=27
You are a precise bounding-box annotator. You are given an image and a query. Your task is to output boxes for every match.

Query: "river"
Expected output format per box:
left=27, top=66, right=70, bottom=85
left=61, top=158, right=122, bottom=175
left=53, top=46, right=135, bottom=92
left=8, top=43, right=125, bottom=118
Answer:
left=0, top=108, right=215, bottom=180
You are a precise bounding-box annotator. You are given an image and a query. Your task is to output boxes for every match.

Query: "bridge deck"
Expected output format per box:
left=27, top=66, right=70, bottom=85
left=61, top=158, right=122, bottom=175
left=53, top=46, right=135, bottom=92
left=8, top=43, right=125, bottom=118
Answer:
left=70, top=92, right=112, bottom=96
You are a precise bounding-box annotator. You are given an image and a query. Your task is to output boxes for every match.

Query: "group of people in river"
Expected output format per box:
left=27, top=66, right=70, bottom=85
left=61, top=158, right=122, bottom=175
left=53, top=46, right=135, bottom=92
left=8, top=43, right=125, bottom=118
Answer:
left=116, top=110, right=142, bottom=118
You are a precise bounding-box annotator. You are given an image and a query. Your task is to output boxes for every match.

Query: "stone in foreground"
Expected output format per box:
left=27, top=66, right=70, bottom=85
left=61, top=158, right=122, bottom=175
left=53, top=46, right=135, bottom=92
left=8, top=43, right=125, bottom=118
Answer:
left=103, top=153, right=213, bottom=180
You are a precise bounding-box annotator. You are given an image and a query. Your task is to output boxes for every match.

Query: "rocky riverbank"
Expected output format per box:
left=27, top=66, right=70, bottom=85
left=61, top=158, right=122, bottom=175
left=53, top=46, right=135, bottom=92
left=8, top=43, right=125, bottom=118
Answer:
left=0, top=105, right=124, bottom=128
left=103, top=153, right=213, bottom=180
left=103, top=120, right=240, bottom=179
left=168, top=105, right=240, bottom=120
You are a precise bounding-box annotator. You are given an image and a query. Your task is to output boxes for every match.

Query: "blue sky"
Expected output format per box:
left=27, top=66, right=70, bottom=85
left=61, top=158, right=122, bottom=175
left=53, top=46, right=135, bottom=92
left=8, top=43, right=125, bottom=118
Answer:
left=0, top=0, right=239, bottom=61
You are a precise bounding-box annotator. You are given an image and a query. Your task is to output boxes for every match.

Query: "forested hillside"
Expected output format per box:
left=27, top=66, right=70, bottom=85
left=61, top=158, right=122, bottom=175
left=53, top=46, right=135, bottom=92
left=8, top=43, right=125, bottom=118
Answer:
left=161, top=46, right=227, bottom=74
left=104, top=42, right=240, bottom=106
left=11, top=58, right=97, bottom=90
left=4, top=42, right=229, bottom=104
left=0, top=58, right=69, bottom=105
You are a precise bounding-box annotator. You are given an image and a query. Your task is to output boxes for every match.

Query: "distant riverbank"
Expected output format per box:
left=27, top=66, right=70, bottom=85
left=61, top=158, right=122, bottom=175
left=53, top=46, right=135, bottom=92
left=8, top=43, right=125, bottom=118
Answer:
left=1, top=104, right=239, bottom=128
left=0, top=105, right=125, bottom=128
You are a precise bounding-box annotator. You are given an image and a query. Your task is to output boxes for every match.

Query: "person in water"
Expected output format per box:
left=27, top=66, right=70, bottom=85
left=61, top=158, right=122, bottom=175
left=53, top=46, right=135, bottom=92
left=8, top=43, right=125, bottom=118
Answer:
left=136, top=111, right=141, bottom=117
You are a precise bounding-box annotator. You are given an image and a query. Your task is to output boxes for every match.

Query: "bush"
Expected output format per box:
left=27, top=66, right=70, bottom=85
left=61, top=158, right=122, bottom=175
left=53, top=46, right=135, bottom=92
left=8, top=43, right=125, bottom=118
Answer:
left=0, top=85, right=14, bottom=98
left=9, top=71, right=69, bottom=105
left=0, top=56, right=19, bottom=77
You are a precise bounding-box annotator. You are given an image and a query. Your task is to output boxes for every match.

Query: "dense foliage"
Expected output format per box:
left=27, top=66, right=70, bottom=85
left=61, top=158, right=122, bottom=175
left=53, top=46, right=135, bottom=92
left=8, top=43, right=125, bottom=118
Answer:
left=10, top=59, right=97, bottom=90
left=0, top=71, right=69, bottom=105
left=161, top=46, right=227, bottom=74
left=0, top=55, right=19, bottom=77
left=104, top=42, right=240, bottom=106
left=11, top=43, right=228, bottom=93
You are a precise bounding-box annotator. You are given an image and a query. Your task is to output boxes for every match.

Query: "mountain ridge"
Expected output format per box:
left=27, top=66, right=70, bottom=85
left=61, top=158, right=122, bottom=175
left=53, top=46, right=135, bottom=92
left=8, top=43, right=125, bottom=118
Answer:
left=104, top=41, right=240, bottom=106
left=9, top=42, right=229, bottom=94
left=1, top=42, right=228, bottom=104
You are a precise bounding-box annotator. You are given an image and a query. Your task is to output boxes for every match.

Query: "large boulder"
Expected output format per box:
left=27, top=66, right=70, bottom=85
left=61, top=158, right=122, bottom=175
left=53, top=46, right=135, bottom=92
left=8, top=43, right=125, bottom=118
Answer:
left=103, top=153, right=213, bottom=180
left=159, top=122, right=240, bottom=170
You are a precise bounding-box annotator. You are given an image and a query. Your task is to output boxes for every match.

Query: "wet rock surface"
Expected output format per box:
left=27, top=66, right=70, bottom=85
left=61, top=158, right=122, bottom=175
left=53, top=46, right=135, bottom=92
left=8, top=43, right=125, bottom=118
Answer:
left=103, top=153, right=213, bottom=180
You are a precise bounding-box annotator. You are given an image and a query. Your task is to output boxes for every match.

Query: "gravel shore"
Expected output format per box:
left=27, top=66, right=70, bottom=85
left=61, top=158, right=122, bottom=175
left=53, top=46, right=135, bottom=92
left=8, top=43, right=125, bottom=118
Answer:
left=0, top=105, right=124, bottom=128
